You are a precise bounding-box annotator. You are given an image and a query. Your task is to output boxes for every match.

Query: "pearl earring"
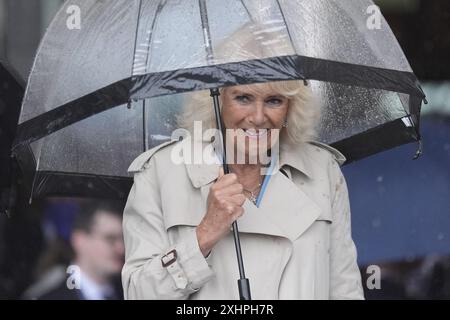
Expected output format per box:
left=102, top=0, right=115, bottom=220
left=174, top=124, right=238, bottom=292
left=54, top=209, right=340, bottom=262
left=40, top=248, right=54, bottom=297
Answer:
left=282, top=119, right=288, bottom=128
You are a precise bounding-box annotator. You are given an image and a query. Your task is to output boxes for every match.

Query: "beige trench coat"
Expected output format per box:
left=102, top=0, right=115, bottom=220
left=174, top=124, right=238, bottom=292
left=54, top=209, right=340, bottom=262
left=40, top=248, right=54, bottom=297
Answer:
left=121, top=137, right=364, bottom=300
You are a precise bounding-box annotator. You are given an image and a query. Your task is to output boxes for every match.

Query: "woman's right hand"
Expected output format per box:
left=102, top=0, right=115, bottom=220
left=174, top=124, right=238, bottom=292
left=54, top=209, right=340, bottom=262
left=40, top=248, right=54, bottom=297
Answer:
left=196, top=168, right=246, bottom=257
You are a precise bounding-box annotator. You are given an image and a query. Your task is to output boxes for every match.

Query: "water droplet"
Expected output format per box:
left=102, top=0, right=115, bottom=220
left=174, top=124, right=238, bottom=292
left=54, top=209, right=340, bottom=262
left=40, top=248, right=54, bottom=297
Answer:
left=371, top=219, right=381, bottom=228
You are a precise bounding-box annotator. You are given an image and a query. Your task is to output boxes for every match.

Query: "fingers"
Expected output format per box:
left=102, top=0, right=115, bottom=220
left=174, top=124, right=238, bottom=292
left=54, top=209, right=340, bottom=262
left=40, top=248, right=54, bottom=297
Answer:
left=216, top=198, right=245, bottom=216
left=220, top=203, right=244, bottom=222
left=218, top=200, right=237, bottom=215
left=214, top=172, right=239, bottom=189
left=214, top=183, right=244, bottom=197
left=231, top=206, right=244, bottom=222
left=218, top=172, right=238, bottom=184
left=228, top=194, right=246, bottom=206
left=207, top=168, right=246, bottom=231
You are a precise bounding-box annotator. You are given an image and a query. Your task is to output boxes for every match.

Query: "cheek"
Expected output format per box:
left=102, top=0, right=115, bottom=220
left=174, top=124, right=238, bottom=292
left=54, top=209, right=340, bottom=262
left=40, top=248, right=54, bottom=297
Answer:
left=89, top=240, right=104, bottom=253
left=89, top=240, right=109, bottom=258
left=82, top=242, right=99, bottom=261
left=222, top=104, right=247, bottom=127
left=269, top=108, right=289, bottom=125
left=279, top=103, right=290, bottom=120
left=281, top=102, right=290, bottom=116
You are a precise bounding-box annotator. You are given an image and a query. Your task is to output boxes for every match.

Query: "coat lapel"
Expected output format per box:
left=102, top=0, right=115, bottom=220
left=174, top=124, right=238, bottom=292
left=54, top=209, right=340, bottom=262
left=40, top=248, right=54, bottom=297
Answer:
left=247, top=170, right=321, bottom=242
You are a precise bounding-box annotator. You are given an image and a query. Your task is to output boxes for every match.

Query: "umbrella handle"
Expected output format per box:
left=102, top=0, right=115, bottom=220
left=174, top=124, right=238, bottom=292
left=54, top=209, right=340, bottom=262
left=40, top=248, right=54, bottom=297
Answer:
left=238, top=277, right=252, bottom=301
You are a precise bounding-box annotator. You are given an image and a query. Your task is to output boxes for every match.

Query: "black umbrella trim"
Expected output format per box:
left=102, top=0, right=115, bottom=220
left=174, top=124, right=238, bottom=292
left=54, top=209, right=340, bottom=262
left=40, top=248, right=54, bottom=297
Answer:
left=31, top=171, right=133, bottom=200
left=332, top=118, right=421, bottom=165
left=13, top=54, right=424, bottom=151
left=130, top=55, right=425, bottom=100
left=12, top=143, right=132, bottom=201
left=13, top=78, right=134, bottom=151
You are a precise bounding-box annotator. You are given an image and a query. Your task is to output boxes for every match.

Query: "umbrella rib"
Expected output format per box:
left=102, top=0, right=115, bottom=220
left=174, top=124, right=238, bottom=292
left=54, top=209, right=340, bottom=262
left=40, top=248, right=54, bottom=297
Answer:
left=143, top=99, right=148, bottom=151
left=139, top=1, right=167, bottom=152
left=198, top=0, right=214, bottom=64
left=239, top=0, right=255, bottom=23
left=132, top=0, right=166, bottom=76
left=131, top=0, right=169, bottom=152
left=131, top=0, right=143, bottom=77
left=143, top=1, right=166, bottom=74
left=274, top=0, right=298, bottom=54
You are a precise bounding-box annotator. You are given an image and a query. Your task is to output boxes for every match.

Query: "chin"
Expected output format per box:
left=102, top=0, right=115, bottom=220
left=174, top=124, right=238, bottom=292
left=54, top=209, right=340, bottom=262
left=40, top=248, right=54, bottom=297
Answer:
left=108, top=261, right=124, bottom=274
left=235, top=145, right=270, bottom=165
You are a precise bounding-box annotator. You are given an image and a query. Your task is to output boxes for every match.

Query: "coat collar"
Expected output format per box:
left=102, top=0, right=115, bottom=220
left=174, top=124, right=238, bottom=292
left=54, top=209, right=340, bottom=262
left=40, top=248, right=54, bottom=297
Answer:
left=177, top=137, right=323, bottom=243
left=184, top=136, right=315, bottom=188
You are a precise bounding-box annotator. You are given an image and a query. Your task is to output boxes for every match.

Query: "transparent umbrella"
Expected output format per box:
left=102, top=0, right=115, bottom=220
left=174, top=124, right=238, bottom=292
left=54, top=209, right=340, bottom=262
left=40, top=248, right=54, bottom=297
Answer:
left=11, top=0, right=426, bottom=299
left=12, top=0, right=425, bottom=200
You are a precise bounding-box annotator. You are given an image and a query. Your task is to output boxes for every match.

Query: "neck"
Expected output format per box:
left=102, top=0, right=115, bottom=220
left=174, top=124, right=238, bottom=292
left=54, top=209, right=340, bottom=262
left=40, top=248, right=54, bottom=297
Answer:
left=228, top=163, right=262, bottom=177
left=74, top=258, right=109, bottom=285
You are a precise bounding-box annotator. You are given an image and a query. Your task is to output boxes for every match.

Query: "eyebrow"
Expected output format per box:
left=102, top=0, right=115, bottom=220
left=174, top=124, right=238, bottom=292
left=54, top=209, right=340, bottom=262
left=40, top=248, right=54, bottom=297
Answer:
left=229, top=89, right=285, bottom=99
left=230, top=89, right=252, bottom=96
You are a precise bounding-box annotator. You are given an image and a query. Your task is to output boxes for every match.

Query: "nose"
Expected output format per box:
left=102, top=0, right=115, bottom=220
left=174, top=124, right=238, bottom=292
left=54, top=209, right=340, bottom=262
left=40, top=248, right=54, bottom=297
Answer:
left=248, top=101, right=266, bottom=127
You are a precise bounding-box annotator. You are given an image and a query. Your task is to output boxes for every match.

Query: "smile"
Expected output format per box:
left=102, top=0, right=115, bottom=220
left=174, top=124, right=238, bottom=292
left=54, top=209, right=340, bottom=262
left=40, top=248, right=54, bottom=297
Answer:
left=242, top=128, right=269, bottom=139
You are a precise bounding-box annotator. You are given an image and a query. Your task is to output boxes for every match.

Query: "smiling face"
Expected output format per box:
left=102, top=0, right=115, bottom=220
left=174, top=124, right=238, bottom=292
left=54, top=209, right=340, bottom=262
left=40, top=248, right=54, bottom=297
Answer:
left=221, top=83, right=290, bottom=164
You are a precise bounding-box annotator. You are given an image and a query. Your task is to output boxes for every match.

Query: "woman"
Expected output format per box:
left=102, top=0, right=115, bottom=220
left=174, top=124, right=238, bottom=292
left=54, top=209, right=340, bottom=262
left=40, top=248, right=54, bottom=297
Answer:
left=122, top=21, right=363, bottom=299
left=121, top=78, right=364, bottom=299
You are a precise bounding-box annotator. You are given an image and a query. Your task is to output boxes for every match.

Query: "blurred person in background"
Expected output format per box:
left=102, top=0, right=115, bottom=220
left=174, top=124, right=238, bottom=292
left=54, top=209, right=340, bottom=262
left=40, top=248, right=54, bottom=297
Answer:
left=21, top=199, right=78, bottom=300
left=35, top=200, right=125, bottom=300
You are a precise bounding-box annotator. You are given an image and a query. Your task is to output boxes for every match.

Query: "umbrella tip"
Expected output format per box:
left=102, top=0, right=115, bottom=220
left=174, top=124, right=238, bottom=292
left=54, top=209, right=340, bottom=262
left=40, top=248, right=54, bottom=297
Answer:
left=413, top=139, right=423, bottom=160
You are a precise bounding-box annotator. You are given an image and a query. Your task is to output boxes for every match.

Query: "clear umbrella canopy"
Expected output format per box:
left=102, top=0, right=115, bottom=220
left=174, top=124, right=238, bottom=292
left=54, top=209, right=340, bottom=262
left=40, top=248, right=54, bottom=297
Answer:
left=13, top=0, right=425, bottom=199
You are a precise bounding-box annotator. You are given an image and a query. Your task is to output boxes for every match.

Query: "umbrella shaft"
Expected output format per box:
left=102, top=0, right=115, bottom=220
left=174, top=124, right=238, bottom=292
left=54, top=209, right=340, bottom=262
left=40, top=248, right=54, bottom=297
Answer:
left=210, top=88, right=251, bottom=300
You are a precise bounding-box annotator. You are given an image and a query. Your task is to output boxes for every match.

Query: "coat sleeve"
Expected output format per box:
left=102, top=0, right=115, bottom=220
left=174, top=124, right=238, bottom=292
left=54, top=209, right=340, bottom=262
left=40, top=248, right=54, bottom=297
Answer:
left=121, top=156, right=215, bottom=300
left=329, top=158, right=365, bottom=300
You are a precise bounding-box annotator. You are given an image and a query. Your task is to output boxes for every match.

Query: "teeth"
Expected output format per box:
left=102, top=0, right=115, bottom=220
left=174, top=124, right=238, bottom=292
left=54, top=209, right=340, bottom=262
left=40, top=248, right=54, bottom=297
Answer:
left=244, top=129, right=268, bottom=136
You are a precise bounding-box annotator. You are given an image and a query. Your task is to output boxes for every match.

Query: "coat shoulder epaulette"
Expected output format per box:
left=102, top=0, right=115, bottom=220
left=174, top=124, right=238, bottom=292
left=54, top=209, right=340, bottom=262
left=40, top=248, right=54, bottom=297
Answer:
left=127, top=140, right=178, bottom=173
left=307, top=141, right=347, bottom=166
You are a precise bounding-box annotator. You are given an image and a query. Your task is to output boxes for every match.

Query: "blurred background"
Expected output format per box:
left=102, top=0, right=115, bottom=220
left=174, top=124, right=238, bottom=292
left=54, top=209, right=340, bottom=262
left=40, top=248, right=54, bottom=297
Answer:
left=0, top=0, right=449, bottom=299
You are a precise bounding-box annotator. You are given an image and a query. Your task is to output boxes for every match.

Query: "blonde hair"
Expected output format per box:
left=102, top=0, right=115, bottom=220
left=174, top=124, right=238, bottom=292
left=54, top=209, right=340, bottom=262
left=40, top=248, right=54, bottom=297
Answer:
left=177, top=23, right=321, bottom=144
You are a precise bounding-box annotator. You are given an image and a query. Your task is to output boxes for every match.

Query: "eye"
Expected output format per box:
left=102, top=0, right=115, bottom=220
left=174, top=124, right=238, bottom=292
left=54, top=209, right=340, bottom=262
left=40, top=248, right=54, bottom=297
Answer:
left=234, top=95, right=252, bottom=104
left=265, top=97, right=285, bottom=107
